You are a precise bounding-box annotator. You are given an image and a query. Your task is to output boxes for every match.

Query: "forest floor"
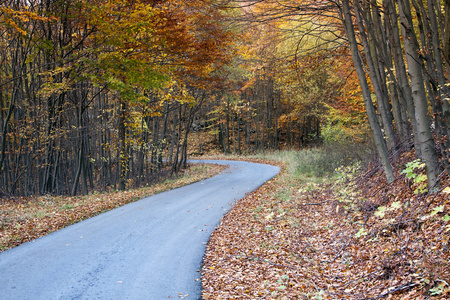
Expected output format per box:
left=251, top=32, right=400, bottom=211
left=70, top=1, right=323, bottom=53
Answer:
left=1, top=143, right=449, bottom=299
left=201, top=151, right=450, bottom=299
left=0, top=163, right=226, bottom=252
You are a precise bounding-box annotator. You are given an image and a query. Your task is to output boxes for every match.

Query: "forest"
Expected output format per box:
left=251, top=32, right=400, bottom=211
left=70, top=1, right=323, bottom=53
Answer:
left=0, top=0, right=361, bottom=197
left=2, top=0, right=450, bottom=298
left=2, top=0, right=448, bottom=197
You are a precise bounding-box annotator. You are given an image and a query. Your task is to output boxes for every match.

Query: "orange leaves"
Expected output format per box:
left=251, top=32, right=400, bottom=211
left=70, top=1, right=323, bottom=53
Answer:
left=202, top=154, right=450, bottom=299
left=0, top=6, right=56, bottom=36
left=85, top=0, right=234, bottom=100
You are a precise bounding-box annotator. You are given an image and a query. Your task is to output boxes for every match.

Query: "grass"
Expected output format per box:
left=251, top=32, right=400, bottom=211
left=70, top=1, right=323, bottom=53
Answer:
left=247, top=141, right=370, bottom=185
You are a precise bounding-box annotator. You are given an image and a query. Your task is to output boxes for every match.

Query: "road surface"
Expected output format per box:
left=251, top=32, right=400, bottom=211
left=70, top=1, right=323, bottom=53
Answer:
left=0, top=160, right=279, bottom=300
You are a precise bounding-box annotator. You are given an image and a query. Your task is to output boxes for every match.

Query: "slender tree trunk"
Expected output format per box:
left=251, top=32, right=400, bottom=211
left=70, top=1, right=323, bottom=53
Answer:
left=169, top=103, right=179, bottom=165
left=226, top=97, right=230, bottom=154
left=444, top=0, right=450, bottom=71
left=71, top=147, right=83, bottom=196
left=232, top=113, right=236, bottom=154
left=384, top=0, right=420, bottom=152
left=341, top=0, right=395, bottom=183
left=355, top=1, right=396, bottom=150
left=238, top=116, right=241, bottom=155
left=398, top=0, right=440, bottom=189
left=118, top=98, right=127, bottom=191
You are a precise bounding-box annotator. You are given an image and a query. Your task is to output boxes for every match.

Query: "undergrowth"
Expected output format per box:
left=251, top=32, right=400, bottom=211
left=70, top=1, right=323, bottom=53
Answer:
left=202, top=147, right=450, bottom=299
left=248, top=140, right=370, bottom=183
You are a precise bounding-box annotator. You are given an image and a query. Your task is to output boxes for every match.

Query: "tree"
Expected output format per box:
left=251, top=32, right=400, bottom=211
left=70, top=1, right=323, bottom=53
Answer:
left=0, top=0, right=234, bottom=195
left=213, top=0, right=449, bottom=187
left=340, top=0, right=395, bottom=182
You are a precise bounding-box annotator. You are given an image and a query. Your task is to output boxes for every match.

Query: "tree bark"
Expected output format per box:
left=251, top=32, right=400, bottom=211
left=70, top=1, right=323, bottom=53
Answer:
left=354, top=1, right=396, bottom=150
left=341, top=0, right=395, bottom=183
left=118, top=98, right=127, bottom=191
left=398, top=0, right=440, bottom=189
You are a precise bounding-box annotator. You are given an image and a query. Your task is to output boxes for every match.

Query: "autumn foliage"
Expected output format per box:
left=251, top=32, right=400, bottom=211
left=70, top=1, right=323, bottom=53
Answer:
left=0, top=0, right=234, bottom=196
left=202, top=154, right=450, bottom=299
left=2, top=0, right=450, bottom=298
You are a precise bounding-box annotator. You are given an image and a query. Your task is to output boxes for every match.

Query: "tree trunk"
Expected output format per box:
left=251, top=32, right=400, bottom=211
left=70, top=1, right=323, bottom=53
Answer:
left=118, top=98, right=127, bottom=191
left=398, top=0, right=440, bottom=189
left=341, top=0, right=395, bottom=183
left=384, top=0, right=420, bottom=152
left=354, top=1, right=396, bottom=150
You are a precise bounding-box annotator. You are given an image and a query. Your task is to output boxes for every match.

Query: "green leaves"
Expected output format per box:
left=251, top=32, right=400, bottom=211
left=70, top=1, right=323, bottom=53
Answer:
left=355, top=227, right=367, bottom=238
left=429, top=205, right=444, bottom=217
left=429, top=283, right=446, bottom=296
left=391, top=201, right=402, bottom=209
left=86, top=50, right=170, bottom=102
left=374, top=201, right=404, bottom=218
left=401, top=159, right=428, bottom=194
left=401, top=159, right=425, bottom=179
left=374, top=205, right=387, bottom=218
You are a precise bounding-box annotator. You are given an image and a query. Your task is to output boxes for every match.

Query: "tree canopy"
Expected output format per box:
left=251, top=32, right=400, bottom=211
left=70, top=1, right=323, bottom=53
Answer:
left=1, top=0, right=449, bottom=195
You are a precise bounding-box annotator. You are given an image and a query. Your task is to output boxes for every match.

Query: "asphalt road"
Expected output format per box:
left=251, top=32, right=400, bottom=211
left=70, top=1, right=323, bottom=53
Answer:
left=0, top=160, right=279, bottom=300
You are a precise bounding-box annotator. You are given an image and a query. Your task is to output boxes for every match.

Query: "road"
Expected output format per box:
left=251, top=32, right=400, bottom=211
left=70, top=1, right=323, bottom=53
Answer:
left=0, top=160, right=279, bottom=300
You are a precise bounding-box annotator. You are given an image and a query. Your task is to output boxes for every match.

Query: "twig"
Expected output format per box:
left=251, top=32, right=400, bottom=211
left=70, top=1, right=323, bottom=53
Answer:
left=321, top=237, right=352, bottom=263
left=299, top=199, right=332, bottom=206
left=364, top=281, right=419, bottom=299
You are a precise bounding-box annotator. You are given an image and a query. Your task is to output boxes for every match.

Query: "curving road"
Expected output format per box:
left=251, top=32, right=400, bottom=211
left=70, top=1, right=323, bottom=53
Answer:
left=0, top=160, right=279, bottom=300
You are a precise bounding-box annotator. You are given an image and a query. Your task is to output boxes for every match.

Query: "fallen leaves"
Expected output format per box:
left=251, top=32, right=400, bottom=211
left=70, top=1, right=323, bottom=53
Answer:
left=0, top=163, right=226, bottom=252
left=202, top=153, right=450, bottom=299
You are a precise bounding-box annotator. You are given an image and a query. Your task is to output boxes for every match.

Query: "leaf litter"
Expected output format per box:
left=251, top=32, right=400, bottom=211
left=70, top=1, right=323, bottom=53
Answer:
left=202, top=153, right=450, bottom=299
left=0, top=163, right=226, bottom=252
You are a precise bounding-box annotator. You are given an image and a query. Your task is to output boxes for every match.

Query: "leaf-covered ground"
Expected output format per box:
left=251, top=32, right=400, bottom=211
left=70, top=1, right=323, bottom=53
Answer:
left=0, top=163, right=226, bottom=252
left=202, top=153, right=450, bottom=299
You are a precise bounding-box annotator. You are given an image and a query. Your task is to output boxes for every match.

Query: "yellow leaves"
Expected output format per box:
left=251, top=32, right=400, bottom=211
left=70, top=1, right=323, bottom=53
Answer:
left=0, top=6, right=57, bottom=36
left=37, top=77, right=72, bottom=99
left=88, top=1, right=164, bottom=60
left=150, top=111, right=162, bottom=117
left=278, top=220, right=288, bottom=229
left=265, top=212, right=275, bottom=220
left=157, top=80, right=197, bottom=105
left=35, top=66, right=74, bottom=98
